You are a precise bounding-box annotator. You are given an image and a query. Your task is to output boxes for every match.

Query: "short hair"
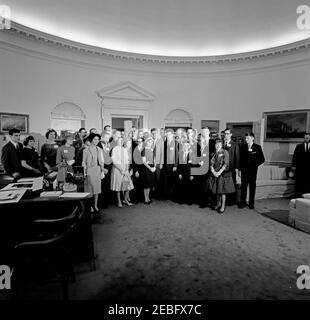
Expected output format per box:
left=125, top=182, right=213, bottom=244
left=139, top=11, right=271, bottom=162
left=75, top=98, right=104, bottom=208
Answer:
left=8, top=128, right=20, bottom=136
left=202, top=126, right=210, bottom=130
left=224, top=128, right=232, bottom=133
left=23, top=135, right=35, bottom=146
left=103, top=125, right=111, bottom=130
left=151, top=128, right=158, bottom=133
left=215, top=138, right=223, bottom=144
left=78, top=127, right=86, bottom=133
left=45, top=129, right=57, bottom=139
left=305, top=132, right=310, bottom=136
left=89, top=128, right=97, bottom=133
left=245, top=132, right=255, bottom=138
left=63, top=134, right=74, bottom=143
left=132, top=126, right=137, bottom=129
left=85, top=133, right=101, bottom=143
left=166, top=128, right=174, bottom=134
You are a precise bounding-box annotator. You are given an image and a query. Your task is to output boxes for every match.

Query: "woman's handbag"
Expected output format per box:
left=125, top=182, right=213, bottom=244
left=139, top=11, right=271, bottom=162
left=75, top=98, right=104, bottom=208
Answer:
left=121, top=174, right=131, bottom=191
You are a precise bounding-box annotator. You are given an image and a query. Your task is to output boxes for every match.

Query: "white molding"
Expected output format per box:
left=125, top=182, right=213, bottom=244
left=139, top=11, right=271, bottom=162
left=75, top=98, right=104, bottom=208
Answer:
left=3, top=22, right=310, bottom=66
left=96, top=81, right=155, bottom=101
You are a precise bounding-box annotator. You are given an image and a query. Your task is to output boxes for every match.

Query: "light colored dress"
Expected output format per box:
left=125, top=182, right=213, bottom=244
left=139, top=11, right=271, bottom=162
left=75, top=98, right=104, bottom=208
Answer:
left=111, top=145, right=134, bottom=191
left=82, top=145, right=104, bottom=195
left=56, top=145, right=75, bottom=182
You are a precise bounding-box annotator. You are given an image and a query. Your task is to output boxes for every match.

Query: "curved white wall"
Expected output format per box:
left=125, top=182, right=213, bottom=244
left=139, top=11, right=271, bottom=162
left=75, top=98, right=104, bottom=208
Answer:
left=1, top=28, right=310, bottom=164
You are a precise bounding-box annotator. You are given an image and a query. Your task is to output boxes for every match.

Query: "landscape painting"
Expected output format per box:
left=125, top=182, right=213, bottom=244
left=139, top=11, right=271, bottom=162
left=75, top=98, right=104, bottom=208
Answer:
left=0, top=113, right=29, bottom=134
left=264, top=110, right=310, bottom=141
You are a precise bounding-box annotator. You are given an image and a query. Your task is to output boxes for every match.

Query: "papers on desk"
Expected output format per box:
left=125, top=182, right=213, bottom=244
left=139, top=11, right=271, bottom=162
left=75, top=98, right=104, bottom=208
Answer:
left=59, top=192, right=90, bottom=199
left=1, top=177, right=43, bottom=192
left=40, top=191, right=63, bottom=198
left=0, top=189, right=27, bottom=204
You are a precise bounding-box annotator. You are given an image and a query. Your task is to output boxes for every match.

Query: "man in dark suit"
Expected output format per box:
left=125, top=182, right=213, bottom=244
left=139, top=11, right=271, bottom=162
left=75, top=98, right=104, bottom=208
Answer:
left=292, top=132, right=310, bottom=197
left=163, top=129, right=178, bottom=200
left=97, top=131, right=113, bottom=207
left=239, top=132, right=265, bottom=209
left=73, top=127, right=87, bottom=166
left=176, top=140, right=193, bottom=204
left=223, top=128, right=241, bottom=205
left=1, top=128, right=23, bottom=179
left=151, top=128, right=164, bottom=199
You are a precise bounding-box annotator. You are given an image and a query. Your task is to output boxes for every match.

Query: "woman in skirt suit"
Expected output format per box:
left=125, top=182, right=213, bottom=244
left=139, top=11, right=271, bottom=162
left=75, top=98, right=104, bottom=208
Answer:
left=141, top=137, right=156, bottom=204
left=206, top=138, right=235, bottom=214
left=110, top=137, right=134, bottom=207
left=82, top=133, right=104, bottom=212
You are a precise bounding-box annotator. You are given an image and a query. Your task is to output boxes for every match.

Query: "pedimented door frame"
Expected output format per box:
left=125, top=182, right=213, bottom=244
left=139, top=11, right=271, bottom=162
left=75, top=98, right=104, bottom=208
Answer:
left=96, top=81, right=155, bottom=131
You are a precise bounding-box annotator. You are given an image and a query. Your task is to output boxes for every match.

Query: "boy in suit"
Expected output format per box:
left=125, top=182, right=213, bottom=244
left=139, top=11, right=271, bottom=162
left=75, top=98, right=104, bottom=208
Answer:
left=239, top=132, right=265, bottom=209
left=151, top=128, right=164, bottom=199
left=1, top=128, right=23, bottom=179
left=223, top=128, right=241, bottom=205
left=163, top=129, right=178, bottom=200
left=292, top=132, right=310, bottom=197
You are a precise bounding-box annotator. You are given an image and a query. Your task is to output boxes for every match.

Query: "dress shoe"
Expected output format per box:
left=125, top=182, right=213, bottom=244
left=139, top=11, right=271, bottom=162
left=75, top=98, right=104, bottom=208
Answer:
left=248, top=204, right=255, bottom=210
left=238, top=203, right=246, bottom=209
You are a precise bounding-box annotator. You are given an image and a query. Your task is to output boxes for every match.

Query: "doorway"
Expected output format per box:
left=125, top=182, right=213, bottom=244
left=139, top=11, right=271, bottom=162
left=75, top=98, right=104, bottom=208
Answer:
left=112, top=116, right=143, bottom=131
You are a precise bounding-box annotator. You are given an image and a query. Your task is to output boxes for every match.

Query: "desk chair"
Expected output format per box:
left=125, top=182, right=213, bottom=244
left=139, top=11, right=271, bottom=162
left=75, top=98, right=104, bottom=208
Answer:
left=11, top=205, right=81, bottom=300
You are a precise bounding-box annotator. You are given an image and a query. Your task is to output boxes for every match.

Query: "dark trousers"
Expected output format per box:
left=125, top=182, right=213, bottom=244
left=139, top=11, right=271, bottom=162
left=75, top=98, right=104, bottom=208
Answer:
left=153, top=165, right=163, bottom=199
left=132, top=171, right=144, bottom=203
left=226, top=170, right=237, bottom=205
left=176, top=177, right=193, bottom=204
left=99, top=168, right=112, bottom=207
left=241, top=169, right=257, bottom=207
left=163, top=164, right=177, bottom=200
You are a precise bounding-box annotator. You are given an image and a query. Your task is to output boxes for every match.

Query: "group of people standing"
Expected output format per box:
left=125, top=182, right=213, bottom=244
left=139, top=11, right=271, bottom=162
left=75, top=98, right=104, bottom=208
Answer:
left=1, top=125, right=267, bottom=213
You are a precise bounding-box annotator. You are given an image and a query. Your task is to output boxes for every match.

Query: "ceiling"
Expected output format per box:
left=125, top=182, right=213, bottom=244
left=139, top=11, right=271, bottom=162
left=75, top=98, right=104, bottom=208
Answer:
left=2, top=0, right=310, bottom=56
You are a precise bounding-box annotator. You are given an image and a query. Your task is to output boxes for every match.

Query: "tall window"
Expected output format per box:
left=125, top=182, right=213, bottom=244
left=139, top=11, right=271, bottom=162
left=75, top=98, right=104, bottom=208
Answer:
left=51, top=102, right=86, bottom=135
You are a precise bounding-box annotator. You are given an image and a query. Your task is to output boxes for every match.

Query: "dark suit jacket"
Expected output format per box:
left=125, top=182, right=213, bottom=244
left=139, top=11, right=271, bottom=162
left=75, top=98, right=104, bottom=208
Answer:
left=1, top=141, right=23, bottom=176
left=240, top=143, right=265, bottom=174
left=223, top=140, right=240, bottom=171
left=177, top=151, right=191, bottom=180
left=292, top=143, right=310, bottom=178
left=191, top=143, right=210, bottom=176
left=164, top=139, right=178, bottom=168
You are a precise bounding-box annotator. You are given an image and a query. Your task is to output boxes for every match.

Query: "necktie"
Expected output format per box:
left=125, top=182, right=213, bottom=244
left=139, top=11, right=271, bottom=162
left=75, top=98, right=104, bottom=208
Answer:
left=306, top=143, right=309, bottom=152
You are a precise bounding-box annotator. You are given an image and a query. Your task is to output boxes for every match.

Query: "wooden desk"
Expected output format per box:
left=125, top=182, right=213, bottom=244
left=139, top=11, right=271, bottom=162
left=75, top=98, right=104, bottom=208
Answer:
left=0, top=193, right=95, bottom=266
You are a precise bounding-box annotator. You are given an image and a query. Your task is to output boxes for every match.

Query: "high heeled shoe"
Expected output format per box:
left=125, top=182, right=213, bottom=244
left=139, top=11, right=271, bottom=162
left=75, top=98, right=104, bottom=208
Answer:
left=217, top=207, right=225, bottom=214
left=124, top=200, right=133, bottom=206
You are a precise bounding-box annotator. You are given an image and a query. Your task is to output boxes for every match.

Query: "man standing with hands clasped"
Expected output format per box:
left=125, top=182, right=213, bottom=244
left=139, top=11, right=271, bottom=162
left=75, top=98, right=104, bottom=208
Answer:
left=292, top=132, right=310, bottom=198
left=223, top=128, right=241, bottom=206
left=1, top=128, right=23, bottom=180
left=239, top=132, right=265, bottom=210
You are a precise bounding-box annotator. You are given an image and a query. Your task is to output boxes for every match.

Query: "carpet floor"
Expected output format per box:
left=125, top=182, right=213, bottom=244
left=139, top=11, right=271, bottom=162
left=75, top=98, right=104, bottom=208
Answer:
left=8, top=199, right=310, bottom=300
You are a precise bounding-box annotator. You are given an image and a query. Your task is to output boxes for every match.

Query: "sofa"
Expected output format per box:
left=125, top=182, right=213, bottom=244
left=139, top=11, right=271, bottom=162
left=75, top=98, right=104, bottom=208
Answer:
left=255, top=165, right=295, bottom=200
left=289, top=194, right=310, bottom=234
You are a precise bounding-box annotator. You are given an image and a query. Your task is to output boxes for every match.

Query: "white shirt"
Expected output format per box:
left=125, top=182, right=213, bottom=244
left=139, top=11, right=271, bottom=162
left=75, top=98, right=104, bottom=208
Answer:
left=10, top=140, right=18, bottom=149
left=305, top=142, right=310, bottom=152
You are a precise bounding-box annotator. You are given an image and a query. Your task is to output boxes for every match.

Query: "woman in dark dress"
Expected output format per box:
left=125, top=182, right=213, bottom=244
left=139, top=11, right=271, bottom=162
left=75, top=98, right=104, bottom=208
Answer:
left=21, top=136, right=42, bottom=177
left=206, top=138, right=235, bottom=214
left=40, top=129, right=59, bottom=177
left=141, top=137, right=156, bottom=204
left=132, top=137, right=144, bottom=203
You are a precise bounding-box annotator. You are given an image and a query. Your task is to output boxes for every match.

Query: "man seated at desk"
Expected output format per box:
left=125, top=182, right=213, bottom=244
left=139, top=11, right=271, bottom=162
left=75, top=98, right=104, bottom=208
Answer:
left=1, top=128, right=23, bottom=180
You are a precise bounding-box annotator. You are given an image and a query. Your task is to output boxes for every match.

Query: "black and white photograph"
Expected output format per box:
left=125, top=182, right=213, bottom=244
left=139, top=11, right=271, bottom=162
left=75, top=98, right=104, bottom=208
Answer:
left=0, top=0, right=310, bottom=315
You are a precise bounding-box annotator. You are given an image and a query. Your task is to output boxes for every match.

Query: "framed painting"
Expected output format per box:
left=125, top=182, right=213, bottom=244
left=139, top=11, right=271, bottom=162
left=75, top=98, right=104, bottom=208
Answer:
left=264, top=110, right=310, bottom=142
left=201, top=120, right=220, bottom=134
left=0, top=113, right=29, bottom=134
